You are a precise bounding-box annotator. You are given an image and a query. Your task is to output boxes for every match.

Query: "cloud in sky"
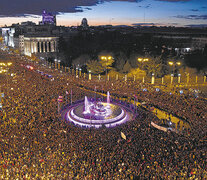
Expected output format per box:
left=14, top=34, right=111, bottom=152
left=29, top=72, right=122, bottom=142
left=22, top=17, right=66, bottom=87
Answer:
left=0, top=0, right=206, bottom=27
left=190, top=9, right=198, bottom=12
left=0, top=0, right=191, bottom=17
left=0, top=0, right=142, bottom=16
left=132, top=22, right=163, bottom=26
left=175, top=14, right=207, bottom=20
left=155, top=0, right=190, bottom=2
left=185, top=24, right=207, bottom=27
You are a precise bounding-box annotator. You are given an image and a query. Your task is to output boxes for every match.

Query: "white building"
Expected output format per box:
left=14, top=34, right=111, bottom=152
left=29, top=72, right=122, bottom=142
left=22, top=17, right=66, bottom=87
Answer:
left=1, top=27, right=15, bottom=47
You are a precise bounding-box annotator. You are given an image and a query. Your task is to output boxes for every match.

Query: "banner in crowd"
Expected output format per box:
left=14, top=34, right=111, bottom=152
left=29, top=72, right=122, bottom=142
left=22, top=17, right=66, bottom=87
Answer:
left=151, top=121, right=167, bottom=132
left=58, top=96, right=63, bottom=102
left=121, top=132, right=126, bottom=140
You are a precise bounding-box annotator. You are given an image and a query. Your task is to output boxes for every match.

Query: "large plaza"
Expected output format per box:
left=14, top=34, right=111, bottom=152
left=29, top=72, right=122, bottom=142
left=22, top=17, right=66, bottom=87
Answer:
left=0, top=49, right=206, bottom=179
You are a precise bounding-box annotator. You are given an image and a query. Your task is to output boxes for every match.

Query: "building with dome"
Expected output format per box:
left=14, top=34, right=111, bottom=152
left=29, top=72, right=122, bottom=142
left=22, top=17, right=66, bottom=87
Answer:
left=81, top=18, right=89, bottom=28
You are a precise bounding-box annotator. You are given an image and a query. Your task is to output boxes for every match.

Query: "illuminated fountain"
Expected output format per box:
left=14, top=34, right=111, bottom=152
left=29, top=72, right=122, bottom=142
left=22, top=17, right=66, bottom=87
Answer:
left=107, top=91, right=110, bottom=104
left=83, top=96, right=90, bottom=114
left=65, top=91, right=132, bottom=128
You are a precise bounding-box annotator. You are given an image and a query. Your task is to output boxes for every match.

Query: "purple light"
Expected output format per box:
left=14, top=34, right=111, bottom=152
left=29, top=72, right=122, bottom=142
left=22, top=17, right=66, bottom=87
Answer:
left=65, top=100, right=131, bottom=128
left=42, top=10, right=56, bottom=25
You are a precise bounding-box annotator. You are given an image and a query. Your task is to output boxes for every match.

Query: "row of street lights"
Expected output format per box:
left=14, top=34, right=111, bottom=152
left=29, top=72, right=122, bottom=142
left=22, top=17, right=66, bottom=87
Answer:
left=54, top=59, right=61, bottom=69
left=39, top=55, right=206, bottom=86
left=137, top=58, right=182, bottom=85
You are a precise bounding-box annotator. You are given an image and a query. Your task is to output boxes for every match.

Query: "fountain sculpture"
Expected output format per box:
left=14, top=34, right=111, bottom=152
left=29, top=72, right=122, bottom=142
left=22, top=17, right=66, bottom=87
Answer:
left=66, top=91, right=131, bottom=128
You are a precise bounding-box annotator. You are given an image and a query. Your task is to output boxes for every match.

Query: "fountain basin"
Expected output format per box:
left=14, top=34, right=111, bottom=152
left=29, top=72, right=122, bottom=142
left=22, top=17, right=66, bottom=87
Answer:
left=66, top=100, right=131, bottom=128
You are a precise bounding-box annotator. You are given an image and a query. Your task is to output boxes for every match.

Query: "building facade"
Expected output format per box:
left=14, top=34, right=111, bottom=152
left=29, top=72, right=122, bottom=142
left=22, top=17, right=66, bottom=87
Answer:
left=1, top=27, right=15, bottom=47
left=20, top=36, right=58, bottom=57
left=1, top=10, right=59, bottom=58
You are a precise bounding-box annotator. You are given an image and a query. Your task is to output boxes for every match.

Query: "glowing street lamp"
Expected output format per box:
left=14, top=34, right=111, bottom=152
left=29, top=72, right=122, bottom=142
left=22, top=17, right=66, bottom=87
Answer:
left=76, top=68, right=78, bottom=78
left=171, top=74, right=174, bottom=84
left=137, top=57, right=149, bottom=70
left=151, top=73, right=155, bottom=84
left=138, top=58, right=142, bottom=62
left=79, top=68, right=82, bottom=77
left=168, top=61, right=181, bottom=75
left=101, top=56, right=112, bottom=80
left=58, top=60, right=61, bottom=70
left=168, top=61, right=181, bottom=66
left=54, top=59, right=57, bottom=69
left=178, top=74, right=181, bottom=83
left=89, top=70, right=91, bottom=80
left=138, top=58, right=149, bottom=62
left=176, top=62, right=181, bottom=66
left=7, top=62, right=12, bottom=66
left=168, top=61, right=174, bottom=66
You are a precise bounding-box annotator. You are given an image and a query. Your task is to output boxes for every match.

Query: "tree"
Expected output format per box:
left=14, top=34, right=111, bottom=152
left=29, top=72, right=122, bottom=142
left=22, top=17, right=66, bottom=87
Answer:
left=184, top=50, right=207, bottom=71
left=144, top=56, right=162, bottom=77
left=98, top=53, right=114, bottom=70
left=98, top=52, right=115, bottom=75
left=122, top=61, right=132, bottom=74
left=86, top=60, right=105, bottom=74
left=72, top=54, right=90, bottom=67
left=114, top=52, right=127, bottom=72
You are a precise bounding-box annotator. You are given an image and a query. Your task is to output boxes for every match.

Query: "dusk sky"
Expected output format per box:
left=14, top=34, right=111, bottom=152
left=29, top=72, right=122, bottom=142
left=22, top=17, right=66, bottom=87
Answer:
left=0, top=0, right=207, bottom=27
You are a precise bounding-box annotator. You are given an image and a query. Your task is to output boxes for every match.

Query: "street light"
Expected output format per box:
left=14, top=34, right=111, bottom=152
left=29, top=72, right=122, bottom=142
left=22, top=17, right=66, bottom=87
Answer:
left=178, top=74, right=181, bottom=83
left=54, top=59, right=57, bottom=69
left=101, top=56, right=112, bottom=80
left=171, top=74, right=174, bottom=85
left=168, top=61, right=173, bottom=66
left=151, top=73, right=155, bottom=84
left=137, top=57, right=149, bottom=70
left=79, top=68, right=82, bottom=77
left=168, top=61, right=181, bottom=74
left=76, top=68, right=78, bottom=78
left=137, top=58, right=149, bottom=62
left=89, top=70, right=91, bottom=80
left=58, top=60, right=61, bottom=70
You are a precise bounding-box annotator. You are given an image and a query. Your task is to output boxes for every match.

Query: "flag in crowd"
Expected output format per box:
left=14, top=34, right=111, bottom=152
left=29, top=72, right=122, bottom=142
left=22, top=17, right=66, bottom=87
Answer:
left=121, top=132, right=126, bottom=140
left=57, top=96, right=63, bottom=102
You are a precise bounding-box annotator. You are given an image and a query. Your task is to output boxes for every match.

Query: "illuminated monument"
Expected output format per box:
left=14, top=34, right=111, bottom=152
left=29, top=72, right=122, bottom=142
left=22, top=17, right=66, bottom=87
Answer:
left=1, top=9, right=58, bottom=57
left=65, top=91, right=133, bottom=128
left=40, top=10, right=56, bottom=26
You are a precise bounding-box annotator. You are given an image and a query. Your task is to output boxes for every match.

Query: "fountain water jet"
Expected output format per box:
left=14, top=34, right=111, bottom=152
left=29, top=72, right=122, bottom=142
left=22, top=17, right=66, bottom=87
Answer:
left=107, top=91, right=110, bottom=104
left=83, top=96, right=90, bottom=114
left=107, top=91, right=110, bottom=108
left=65, top=91, right=132, bottom=128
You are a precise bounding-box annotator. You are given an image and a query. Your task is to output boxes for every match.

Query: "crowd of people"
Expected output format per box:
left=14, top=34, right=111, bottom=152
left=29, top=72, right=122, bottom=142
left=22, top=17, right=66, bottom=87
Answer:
left=77, top=77, right=206, bottom=139
left=0, top=51, right=206, bottom=179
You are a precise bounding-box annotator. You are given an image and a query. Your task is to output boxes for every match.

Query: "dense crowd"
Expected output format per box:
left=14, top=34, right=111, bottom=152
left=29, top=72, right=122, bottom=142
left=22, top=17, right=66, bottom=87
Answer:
left=77, top=77, right=206, bottom=140
left=0, top=51, right=206, bottom=179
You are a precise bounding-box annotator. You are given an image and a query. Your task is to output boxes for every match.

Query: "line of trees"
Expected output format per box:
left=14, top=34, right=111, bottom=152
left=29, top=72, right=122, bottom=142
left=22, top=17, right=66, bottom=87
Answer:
left=58, top=30, right=207, bottom=76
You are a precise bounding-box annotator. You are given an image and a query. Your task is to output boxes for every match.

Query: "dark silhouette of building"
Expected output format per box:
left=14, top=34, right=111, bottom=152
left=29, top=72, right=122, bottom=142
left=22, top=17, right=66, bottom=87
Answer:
left=81, top=18, right=89, bottom=28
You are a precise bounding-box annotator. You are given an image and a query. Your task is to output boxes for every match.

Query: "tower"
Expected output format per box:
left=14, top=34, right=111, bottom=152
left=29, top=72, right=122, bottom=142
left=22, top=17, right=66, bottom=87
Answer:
left=41, top=10, right=56, bottom=26
left=81, top=18, right=89, bottom=28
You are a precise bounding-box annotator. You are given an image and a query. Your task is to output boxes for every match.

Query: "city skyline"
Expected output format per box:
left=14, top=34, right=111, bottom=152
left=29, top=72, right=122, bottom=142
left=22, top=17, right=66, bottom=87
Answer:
left=0, top=0, right=207, bottom=27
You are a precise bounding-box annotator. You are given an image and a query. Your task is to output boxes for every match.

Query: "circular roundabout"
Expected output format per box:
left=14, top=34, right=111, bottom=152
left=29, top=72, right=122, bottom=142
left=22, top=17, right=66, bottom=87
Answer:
left=64, top=93, right=133, bottom=128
